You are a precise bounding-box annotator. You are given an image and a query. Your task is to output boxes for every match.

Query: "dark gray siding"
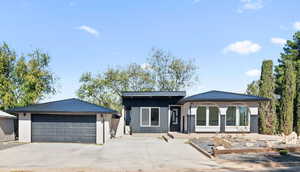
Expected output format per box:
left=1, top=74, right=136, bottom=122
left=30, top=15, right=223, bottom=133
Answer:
left=130, top=107, right=169, bottom=133
left=31, top=114, right=96, bottom=143
left=250, top=115, right=258, bottom=133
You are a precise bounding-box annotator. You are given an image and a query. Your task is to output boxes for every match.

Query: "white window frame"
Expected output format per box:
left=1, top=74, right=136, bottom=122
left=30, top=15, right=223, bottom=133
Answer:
left=225, top=106, right=250, bottom=132
left=195, top=106, right=220, bottom=132
left=140, top=107, right=160, bottom=127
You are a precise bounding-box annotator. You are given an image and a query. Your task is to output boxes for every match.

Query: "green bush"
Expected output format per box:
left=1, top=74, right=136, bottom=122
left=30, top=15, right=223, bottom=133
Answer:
left=279, top=149, right=289, bottom=155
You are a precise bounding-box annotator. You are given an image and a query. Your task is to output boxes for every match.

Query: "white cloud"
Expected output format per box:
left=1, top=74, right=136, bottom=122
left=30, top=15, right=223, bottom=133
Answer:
left=238, top=0, right=265, bottom=13
left=223, top=40, right=261, bottom=55
left=294, top=21, right=300, bottom=30
left=77, top=25, right=99, bottom=37
left=245, top=69, right=260, bottom=77
left=270, top=37, right=286, bottom=46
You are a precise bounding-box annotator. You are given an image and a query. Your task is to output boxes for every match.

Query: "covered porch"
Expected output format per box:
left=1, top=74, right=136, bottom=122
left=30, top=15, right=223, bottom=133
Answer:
left=177, top=91, right=269, bottom=133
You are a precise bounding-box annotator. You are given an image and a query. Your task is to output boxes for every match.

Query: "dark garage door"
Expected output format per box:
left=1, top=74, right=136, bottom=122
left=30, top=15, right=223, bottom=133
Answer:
left=31, top=114, right=96, bottom=143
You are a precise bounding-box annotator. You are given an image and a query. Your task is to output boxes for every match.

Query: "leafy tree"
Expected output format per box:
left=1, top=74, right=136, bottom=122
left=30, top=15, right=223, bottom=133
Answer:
left=148, top=48, right=198, bottom=91
left=77, top=72, right=120, bottom=110
left=0, top=43, right=17, bottom=109
left=77, top=64, right=156, bottom=111
left=258, top=60, right=277, bottom=134
left=246, top=80, right=259, bottom=96
left=78, top=48, right=199, bottom=111
left=280, top=61, right=296, bottom=135
left=16, top=50, right=56, bottom=105
left=126, top=63, right=155, bottom=91
left=0, top=42, right=56, bottom=110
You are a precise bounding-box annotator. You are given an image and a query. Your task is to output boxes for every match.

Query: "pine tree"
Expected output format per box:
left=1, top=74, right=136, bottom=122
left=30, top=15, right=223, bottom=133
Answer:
left=258, top=60, right=277, bottom=134
left=280, top=61, right=296, bottom=135
left=275, top=32, right=300, bottom=133
left=296, top=61, right=300, bottom=135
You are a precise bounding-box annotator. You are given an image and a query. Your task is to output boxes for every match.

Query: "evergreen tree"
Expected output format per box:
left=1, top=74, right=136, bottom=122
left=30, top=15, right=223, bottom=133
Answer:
left=275, top=32, right=300, bottom=134
left=258, top=60, right=277, bottom=134
left=280, top=61, right=296, bottom=135
left=296, top=61, right=300, bottom=135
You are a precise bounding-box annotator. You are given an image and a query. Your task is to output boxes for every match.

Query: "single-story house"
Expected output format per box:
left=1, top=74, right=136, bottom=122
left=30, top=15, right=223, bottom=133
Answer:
left=122, top=90, right=269, bottom=133
left=0, top=110, right=16, bottom=142
left=8, top=98, right=118, bottom=144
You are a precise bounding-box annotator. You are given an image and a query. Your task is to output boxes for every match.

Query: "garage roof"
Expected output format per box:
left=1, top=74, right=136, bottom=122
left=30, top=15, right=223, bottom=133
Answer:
left=7, top=98, right=117, bottom=114
left=180, top=90, right=269, bottom=103
left=0, top=110, right=16, bottom=118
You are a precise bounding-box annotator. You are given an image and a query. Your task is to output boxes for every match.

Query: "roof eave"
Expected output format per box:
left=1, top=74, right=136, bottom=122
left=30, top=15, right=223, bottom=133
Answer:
left=181, top=99, right=270, bottom=103
left=7, top=111, right=117, bottom=114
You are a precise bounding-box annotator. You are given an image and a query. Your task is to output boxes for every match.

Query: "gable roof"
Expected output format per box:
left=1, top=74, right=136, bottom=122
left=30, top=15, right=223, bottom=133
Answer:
left=0, top=110, right=16, bottom=118
left=122, top=91, right=186, bottom=97
left=180, top=90, right=269, bottom=103
left=7, top=98, right=117, bottom=114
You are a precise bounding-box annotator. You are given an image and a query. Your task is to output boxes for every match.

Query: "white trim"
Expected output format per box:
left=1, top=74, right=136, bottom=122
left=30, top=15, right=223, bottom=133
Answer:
left=225, top=106, right=250, bottom=132
left=140, top=107, right=160, bottom=127
left=195, top=105, right=220, bottom=132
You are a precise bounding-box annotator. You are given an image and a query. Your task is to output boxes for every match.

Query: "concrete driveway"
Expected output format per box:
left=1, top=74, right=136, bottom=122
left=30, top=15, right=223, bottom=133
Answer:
left=0, top=135, right=220, bottom=171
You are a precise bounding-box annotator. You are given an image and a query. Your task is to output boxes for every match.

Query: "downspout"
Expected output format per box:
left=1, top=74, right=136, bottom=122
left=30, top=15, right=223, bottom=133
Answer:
left=103, top=114, right=105, bottom=144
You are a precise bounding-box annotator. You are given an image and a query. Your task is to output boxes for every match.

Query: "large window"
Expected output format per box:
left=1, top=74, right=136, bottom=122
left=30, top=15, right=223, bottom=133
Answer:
left=239, top=107, right=249, bottom=126
left=226, top=106, right=249, bottom=126
left=226, top=107, right=236, bottom=126
left=196, top=106, right=219, bottom=126
left=140, top=107, right=160, bottom=127
left=209, top=107, right=219, bottom=126
left=196, top=107, right=206, bottom=126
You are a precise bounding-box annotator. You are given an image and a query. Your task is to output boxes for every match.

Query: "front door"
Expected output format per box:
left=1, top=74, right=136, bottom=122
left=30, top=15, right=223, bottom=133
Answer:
left=170, top=107, right=181, bottom=132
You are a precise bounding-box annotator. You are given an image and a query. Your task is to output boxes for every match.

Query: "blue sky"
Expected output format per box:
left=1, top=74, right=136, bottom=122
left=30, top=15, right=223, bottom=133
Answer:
left=1, top=0, right=300, bottom=102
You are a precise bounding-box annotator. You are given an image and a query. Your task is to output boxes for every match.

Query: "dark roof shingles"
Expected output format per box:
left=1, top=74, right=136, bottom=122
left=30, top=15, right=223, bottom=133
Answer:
left=181, top=90, right=269, bottom=102
left=8, top=98, right=117, bottom=113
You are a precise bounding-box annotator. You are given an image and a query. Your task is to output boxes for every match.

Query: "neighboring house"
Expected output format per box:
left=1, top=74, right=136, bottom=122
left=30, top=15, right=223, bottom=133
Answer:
left=0, top=110, right=16, bottom=142
left=8, top=98, right=119, bottom=144
left=122, top=90, right=269, bottom=133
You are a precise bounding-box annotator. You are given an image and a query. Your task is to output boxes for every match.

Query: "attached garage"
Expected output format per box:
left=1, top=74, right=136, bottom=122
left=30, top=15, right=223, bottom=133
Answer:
left=8, top=98, right=117, bottom=144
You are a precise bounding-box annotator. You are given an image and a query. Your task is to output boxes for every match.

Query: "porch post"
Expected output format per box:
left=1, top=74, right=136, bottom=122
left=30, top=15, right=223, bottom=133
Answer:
left=188, top=106, right=196, bottom=133
left=96, top=113, right=104, bottom=144
left=18, top=112, right=31, bottom=143
left=249, top=107, right=259, bottom=133
left=219, top=107, right=227, bottom=133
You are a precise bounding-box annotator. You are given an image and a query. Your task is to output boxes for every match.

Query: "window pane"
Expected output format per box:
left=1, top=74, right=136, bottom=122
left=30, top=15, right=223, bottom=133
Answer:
left=141, top=108, right=150, bottom=126
left=209, top=107, right=219, bottom=126
left=196, top=107, right=206, bottom=126
left=151, top=108, right=159, bottom=126
left=226, top=107, right=236, bottom=126
left=239, top=107, right=249, bottom=126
